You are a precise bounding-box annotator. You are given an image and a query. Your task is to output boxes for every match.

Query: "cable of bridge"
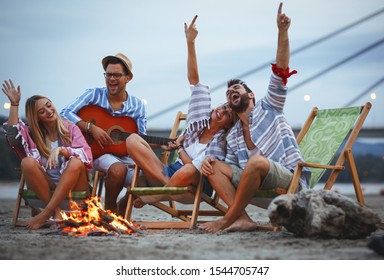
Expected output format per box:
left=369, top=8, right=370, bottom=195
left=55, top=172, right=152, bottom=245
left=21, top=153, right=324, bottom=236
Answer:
left=344, top=76, right=384, bottom=107
left=148, top=7, right=384, bottom=121
left=287, top=37, right=384, bottom=93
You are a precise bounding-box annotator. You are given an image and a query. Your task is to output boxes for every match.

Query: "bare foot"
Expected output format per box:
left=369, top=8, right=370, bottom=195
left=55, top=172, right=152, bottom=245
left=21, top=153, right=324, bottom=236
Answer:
left=224, top=217, right=259, bottom=232
left=199, top=213, right=260, bottom=233
left=25, top=210, right=52, bottom=230
left=198, top=219, right=228, bottom=233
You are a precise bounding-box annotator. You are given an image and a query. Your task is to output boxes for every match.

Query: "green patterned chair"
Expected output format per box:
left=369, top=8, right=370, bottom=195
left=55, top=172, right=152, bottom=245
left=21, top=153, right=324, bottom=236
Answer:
left=285, top=102, right=372, bottom=205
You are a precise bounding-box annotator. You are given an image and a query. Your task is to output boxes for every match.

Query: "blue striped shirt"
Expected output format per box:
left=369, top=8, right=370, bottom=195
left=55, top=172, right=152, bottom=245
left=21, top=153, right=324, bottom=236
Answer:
left=225, top=73, right=310, bottom=189
left=60, top=87, right=147, bottom=134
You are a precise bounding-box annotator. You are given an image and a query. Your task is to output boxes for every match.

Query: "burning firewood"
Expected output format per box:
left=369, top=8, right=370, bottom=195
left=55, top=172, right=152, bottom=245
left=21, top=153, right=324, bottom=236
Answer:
left=56, top=196, right=145, bottom=236
left=116, top=216, right=146, bottom=234
left=99, top=209, right=115, bottom=223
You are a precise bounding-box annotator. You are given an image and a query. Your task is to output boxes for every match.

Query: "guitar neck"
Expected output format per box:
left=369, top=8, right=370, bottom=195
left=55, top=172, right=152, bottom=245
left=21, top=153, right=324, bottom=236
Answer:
left=142, top=134, right=172, bottom=145
left=119, top=132, right=173, bottom=145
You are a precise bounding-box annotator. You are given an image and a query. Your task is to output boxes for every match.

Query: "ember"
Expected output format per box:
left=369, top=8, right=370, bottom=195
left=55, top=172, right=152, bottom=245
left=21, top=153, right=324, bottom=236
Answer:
left=56, top=197, right=145, bottom=236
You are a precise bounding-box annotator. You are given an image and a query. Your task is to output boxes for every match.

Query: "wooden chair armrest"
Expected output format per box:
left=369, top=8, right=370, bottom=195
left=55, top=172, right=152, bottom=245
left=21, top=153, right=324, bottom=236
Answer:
left=298, top=162, right=345, bottom=170
left=131, top=186, right=189, bottom=196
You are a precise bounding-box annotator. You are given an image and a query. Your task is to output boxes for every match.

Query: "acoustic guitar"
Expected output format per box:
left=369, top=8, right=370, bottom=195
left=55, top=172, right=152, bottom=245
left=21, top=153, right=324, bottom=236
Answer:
left=77, top=105, right=174, bottom=159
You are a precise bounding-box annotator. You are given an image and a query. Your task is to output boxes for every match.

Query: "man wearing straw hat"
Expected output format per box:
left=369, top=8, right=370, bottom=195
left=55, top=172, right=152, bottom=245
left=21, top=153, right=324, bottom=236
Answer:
left=60, top=53, right=146, bottom=214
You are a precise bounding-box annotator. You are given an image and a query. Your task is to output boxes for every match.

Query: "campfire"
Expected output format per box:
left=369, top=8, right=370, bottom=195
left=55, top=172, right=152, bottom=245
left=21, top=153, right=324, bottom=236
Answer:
left=55, top=196, right=144, bottom=236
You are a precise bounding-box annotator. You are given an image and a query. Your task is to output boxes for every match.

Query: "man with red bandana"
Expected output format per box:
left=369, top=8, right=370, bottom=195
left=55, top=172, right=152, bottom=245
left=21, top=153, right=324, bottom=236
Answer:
left=199, top=3, right=311, bottom=233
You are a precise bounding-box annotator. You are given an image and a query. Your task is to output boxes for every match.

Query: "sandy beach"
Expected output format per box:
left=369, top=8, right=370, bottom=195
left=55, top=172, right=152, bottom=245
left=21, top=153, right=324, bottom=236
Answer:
left=0, top=193, right=383, bottom=261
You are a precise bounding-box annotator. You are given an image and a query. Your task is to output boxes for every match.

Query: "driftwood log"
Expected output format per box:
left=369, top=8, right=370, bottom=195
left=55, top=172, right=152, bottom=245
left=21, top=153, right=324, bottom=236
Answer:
left=268, top=189, right=380, bottom=239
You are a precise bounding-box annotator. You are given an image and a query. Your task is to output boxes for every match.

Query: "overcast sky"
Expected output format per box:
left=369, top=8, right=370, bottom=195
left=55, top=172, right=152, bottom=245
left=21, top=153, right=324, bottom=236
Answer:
left=1, top=0, right=383, bottom=131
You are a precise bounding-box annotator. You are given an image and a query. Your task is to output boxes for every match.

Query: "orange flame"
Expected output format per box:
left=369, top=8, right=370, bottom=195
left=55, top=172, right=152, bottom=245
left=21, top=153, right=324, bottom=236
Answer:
left=58, top=196, right=142, bottom=236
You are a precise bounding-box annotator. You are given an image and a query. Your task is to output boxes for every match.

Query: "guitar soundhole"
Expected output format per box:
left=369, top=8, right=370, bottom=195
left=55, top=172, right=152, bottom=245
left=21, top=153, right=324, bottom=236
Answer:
left=108, top=126, right=125, bottom=144
left=110, top=130, right=121, bottom=141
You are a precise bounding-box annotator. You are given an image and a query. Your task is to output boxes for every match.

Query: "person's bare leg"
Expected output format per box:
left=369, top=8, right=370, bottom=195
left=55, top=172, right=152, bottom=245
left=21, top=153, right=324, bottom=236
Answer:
left=104, top=162, right=127, bottom=213
left=198, top=160, right=250, bottom=232
left=122, top=134, right=173, bottom=212
left=126, top=134, right=169, bottom=186
left=20, top=157, right=55, bottom=227
left=21, top=157, right=54, bottom=206
left=165, top=163, right=200, bottom=187
left=199, top=156, right=269, bottom=233
left=26, top=158, right=88, bottom=229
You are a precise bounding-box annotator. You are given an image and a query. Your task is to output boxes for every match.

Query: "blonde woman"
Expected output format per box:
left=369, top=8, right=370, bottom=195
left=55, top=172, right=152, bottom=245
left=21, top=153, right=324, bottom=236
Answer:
left=2, top=79, right=93, bottom=229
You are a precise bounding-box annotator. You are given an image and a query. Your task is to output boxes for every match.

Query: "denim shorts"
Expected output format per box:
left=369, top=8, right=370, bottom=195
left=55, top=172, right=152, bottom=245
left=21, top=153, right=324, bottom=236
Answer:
left=93, top=154, right=136, bottom=187
left=164, top=161, right=213, bottom=196
left=230, top=159, right=293, bottom=192
left=164, top=161, right=183, bottom=177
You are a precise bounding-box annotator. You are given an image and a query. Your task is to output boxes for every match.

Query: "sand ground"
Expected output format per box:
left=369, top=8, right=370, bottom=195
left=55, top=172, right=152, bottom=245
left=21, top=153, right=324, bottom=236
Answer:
left=0, top=194, right=383, bottom=260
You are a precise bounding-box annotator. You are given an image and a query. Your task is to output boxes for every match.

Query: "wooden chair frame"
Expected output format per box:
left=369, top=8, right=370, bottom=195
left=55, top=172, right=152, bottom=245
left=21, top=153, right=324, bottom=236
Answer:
left=123, top=111, right=228, bottom=229
left=92, top=102, right=372, bottom=229
left=11, top=168, right=100, bottom=228
left=286, top=102, right=372, bottom=205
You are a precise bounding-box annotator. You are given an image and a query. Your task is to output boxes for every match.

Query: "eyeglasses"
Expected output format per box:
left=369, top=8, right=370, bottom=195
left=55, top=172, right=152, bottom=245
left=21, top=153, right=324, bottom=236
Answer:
left=104, top=73, right=126, bottom=79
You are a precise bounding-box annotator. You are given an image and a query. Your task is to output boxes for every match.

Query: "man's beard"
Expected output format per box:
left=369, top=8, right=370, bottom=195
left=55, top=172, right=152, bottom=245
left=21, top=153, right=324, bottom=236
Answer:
left=229, top=94, right=250, bottom=113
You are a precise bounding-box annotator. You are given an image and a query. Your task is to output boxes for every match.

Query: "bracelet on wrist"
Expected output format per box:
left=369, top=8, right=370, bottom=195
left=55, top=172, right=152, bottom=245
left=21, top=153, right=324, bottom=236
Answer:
left=88, top=122, right=93, bottom=133
left=85, top=121, right=92, bottom=134
left=177, top=144, right=183, bottom=150
left=11, top=103, right=19, bottom=106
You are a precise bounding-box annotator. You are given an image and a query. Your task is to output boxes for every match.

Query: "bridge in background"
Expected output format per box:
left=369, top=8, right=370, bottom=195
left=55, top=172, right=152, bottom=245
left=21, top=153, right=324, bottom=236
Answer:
left=1, top=127, right=383, bottom=139
left=148, top=127, right=384, bottom=139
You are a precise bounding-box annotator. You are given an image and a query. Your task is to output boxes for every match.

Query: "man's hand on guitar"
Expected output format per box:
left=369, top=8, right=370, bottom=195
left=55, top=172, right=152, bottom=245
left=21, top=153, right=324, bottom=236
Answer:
left=91, top=125, right=114, bottom=149
left=161, top=134, right=185, bottom=151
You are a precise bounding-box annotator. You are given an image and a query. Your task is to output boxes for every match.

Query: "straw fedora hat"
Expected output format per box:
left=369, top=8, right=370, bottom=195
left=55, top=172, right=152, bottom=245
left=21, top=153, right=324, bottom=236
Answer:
left=102, top=53, right=133, bottom=79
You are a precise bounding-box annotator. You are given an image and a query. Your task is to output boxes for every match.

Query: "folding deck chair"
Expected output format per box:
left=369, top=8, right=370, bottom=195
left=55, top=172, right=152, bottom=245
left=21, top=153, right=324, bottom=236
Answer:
left=123, top=111, right=228, bottom=229
left=94, top=102, right=372, bottom=229
left=230, top=102, right=372, bottom=232
left=12, top=169, right=88, bottom=227
left=248, top=102, right=371, bottom=211
left=9, top=142, right=90, bottom=228
left=4, top=124, right=91, bottom=227
left=285, top=102, right=372, bottom=204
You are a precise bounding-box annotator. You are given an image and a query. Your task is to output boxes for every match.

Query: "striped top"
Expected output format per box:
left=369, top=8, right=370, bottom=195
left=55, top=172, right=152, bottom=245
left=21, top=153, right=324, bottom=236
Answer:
left=60, top=87, right=147, bottom=135
left=181, top=83, right=227, bottom=165
left=225, top=73, right=310, bottom=189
